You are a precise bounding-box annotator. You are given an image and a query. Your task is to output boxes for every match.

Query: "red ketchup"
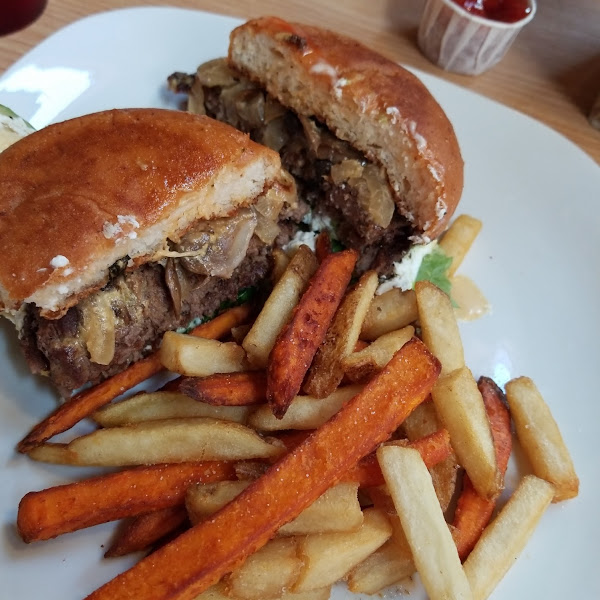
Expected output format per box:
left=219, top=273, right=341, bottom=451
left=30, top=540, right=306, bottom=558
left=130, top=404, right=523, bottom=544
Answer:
left=0, top=0, right=47, bottom=36
left=451, top=0, right=532, bottom=23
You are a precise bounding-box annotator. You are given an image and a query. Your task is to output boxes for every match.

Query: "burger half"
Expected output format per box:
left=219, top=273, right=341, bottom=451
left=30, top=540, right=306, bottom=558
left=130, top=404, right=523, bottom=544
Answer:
left=0, top=108, right=298, bottom=396
left=168, top=16, right=464, bottom=276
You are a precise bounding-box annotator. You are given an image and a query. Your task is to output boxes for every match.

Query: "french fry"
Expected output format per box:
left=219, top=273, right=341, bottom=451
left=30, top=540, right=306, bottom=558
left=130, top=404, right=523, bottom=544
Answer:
left=293, top=508, right=392, bottom=592
left=402, top=400, right=459, bottom=514
left=342, top=326, right=415, bottom=383
left=267, top=249, right=358, bottom=418
left=233, top=460, right=270, bottom=481
left=346, top=538, right=414, bottom=594
left=105, top=505, right=188, bottom=558
left=271, top=247, right=291, bottom=283
left=463, top=475, right=555, bottom=600
left=304, top=271, right=378, bottom=397
left=432, top=367, right=501, bottom=500
left=248, top=385, right=362, bottom=431
left=195, top=583, right=331, bottom=600
left=360, top=288, right=418, bottom=341
left=160, top=334, right=247, bottom=377
left=243, top=245, right=318, bottom=369
left=84, top=338, right=440, bottom=600
left=226, top=537, right=303, bottom=600
left=278, top=482, right=363, bottom=536
left=314, top=230, right=331, bottom=262
left=377, top=445, right=473, bottom=600
left=92, top=391, right=250, bottom=427
left=187, top=481, right=363, bottom=536
left=415, top=280, right=464, bottom=375
left=17, top=305, right=252, bottom=452
left=439, top=214, right=482, bottom=277
left=27, top=418, right=284, bottom=467
left=505, top=376, right=579, bottom=502
left=17, top=461, right=234, bottom=543
left=178, top=372, right=267, bottom=406
left=186, top=480, right=249, bottom=524
left=230, top=324, right=252, bottom=344
left=452, top=377, right=512, bottom=560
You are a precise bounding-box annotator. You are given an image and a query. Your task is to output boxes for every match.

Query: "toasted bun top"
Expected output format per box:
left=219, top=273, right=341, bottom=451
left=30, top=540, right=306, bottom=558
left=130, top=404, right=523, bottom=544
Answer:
left=0, top=108, right=281, bottom=317
left=229, top=17, right=463, bottom=241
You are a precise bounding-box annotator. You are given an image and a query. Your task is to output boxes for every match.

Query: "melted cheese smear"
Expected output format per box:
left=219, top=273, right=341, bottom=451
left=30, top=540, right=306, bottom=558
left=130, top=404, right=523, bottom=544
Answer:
left=451, top=275, right=490, bottom=321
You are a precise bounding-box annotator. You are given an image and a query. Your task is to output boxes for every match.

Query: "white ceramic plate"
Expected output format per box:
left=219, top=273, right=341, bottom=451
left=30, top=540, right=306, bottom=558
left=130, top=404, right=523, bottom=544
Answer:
left=1, top=6, right=598, bottom=600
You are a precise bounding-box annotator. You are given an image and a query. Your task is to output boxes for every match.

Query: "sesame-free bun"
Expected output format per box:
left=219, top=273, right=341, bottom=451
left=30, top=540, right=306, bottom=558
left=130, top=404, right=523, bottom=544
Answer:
left=228, top=17, right=463, bottom=242
left=0, top=108, right=281, bottom=317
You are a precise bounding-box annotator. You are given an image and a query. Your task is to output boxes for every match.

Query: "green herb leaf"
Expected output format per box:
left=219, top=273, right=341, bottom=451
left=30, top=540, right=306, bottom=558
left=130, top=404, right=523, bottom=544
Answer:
left=415, top=246, right=453, bottom=297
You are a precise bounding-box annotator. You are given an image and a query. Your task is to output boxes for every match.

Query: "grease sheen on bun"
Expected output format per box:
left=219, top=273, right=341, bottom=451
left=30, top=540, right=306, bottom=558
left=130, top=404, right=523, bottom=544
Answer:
left=228, top=16, right=464, bottom=242
left=0, top=108, right=281, bottom=317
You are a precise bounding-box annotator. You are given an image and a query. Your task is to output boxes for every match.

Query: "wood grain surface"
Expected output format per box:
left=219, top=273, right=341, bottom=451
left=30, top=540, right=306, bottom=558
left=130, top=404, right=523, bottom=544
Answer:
left=0, top=0, right=598, bottom=164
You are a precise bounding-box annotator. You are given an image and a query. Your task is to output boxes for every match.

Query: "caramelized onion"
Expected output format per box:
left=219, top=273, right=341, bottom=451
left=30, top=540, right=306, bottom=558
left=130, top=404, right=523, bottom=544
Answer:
left=187, top=77, right=207, bottom=116
left=195, top=58, right=238, bottom=87
left=235, top=88, right=265, bottom=129
left=259, top=116, right=289, bottom=152
left=80, top=293, right=116, bottom=365
left=253, top=211, right=281, bottom=244
left=350, top=164, right=395, bottom=229
left=174, top=208, right=257, bottom=278
left=330, top=159, right=364, bottom=185
left=164, top=258, right=195, bottom=317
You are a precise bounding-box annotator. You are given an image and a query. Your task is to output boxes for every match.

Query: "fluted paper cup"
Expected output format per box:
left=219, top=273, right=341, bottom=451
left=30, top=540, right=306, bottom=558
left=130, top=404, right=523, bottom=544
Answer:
left=418, top=0, right=536, bottom=75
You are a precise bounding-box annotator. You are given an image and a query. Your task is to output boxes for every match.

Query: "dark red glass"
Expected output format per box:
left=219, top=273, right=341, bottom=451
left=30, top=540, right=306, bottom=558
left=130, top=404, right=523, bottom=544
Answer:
left=0, top=0, right=48, bottom=36
left=451, top=0, right=532, bottom=23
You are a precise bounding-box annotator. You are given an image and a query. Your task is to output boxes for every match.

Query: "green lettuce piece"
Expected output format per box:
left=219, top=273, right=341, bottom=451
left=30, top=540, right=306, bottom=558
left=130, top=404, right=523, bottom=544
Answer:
left=415, top=246, right=453, bottom=297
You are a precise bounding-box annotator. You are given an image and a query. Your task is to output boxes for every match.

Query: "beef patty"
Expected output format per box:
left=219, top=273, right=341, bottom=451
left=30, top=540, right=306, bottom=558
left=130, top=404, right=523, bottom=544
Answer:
left=20, top=238, right=270, bottom=397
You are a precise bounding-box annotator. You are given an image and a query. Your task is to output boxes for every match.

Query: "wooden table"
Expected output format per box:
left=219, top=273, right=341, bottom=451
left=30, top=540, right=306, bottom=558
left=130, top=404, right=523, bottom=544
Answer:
left=0, top=0, right=599, bottom=165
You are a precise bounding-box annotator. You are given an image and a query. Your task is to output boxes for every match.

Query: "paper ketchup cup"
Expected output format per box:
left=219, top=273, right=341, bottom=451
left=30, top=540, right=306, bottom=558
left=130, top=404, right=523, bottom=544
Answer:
left=418, top=0, right=536, bottom=75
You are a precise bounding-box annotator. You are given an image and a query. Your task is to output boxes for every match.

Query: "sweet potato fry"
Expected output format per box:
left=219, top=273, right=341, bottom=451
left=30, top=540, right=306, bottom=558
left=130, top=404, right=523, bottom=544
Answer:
left=452, top=377, right=512, bottom=560
left=105, top=505, right=189, bottom=558
left=342, top=428, right=452, bottom=488
left=17, top=461, right=235, bottom=543
left=178, top=372, right=267, bottom=406
left=242, top=245, right=318, bottom=369
left=303, top=270, right=378, bottom=398
left=85, top=337, right=440, bottom=600
left=314, top=230, right=331, bottom=262
left=267, top=249, right=358, bottom=418
left=17, top=305, right=253, bottom=453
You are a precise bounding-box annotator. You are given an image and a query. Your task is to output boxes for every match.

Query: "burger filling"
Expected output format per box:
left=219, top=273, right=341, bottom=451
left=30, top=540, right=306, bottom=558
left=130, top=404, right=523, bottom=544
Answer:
left=168, top=59, right=413, bottom=274
left=19, top=178, right=299, bottom=397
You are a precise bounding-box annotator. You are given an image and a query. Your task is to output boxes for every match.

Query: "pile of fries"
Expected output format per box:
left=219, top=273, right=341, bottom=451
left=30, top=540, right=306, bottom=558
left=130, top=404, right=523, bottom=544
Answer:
left=15, top=215, right=578, bottom=600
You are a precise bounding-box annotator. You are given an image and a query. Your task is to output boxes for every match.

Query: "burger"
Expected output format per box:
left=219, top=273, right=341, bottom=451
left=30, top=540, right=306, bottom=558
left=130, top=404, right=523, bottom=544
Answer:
left=0, top=108, right=298, bottom=397
left=1, top=18, right=464, bottom=400
left=168, top=16, right=463, bottom=276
